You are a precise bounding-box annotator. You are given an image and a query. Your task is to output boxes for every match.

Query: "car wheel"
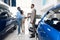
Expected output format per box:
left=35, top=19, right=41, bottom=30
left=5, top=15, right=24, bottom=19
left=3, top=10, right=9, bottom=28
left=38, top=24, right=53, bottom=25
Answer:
left=13, top=24, right=17, bottom=30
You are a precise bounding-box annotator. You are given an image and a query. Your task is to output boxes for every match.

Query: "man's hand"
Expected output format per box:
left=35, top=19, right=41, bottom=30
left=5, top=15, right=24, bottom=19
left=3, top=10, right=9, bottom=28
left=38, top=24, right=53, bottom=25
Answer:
left=27, top=13, right=31, bottom=18
left=24, top=16, right=30, bottom=19
left=25, top=17, right=27, bottom=19
left=30, top=21, right=33, bottom=24
left=27, top=14, right=31, bottom=18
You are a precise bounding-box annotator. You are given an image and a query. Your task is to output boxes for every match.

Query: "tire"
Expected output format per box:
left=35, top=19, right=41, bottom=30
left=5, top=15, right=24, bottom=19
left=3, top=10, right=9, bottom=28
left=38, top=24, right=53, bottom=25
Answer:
left=13, top=24, right=17, bottom=30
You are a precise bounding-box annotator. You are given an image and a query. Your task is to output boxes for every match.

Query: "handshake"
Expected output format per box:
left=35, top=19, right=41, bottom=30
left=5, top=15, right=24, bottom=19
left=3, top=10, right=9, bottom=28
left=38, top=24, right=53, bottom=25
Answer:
left=24, top=16, right=30, bottom=19
left=24, top=14, right=31, bottom=19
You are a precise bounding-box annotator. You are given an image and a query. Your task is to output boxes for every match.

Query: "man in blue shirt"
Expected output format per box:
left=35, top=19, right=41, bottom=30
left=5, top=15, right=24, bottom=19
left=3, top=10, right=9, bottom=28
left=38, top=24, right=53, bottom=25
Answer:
left=16, top=7, right=23, bottom=35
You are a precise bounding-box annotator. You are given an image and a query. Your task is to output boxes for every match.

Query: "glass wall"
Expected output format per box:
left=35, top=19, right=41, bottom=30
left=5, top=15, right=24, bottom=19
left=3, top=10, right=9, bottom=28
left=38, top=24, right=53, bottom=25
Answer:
left=4, top=0, right=16, bottom=7
left=42, top=0, right=47, bottom=5
left=11, top=0, right=16, bottom=7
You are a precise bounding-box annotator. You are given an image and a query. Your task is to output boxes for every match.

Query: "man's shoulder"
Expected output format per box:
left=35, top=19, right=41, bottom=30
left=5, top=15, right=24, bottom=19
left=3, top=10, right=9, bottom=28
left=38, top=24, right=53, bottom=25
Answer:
left=33, top=9, right=36, bottom=13
left=33, top=8, right=36, bottom=11
left=17, top=10, right=19, bottom=12
left=17, top=11, right=21, bottom=14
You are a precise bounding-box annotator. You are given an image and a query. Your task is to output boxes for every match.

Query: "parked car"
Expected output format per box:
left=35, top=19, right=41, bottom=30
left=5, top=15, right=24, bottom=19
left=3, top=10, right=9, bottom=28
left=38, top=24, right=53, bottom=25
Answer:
left=0, top=1, right=17, bottom=37
left=38, top=4, right=60, bottom=40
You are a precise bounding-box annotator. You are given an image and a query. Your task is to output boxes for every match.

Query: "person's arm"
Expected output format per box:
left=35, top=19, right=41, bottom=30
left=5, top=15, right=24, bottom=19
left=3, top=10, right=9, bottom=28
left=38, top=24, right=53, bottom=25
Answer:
left=27, top=13, right=32, bottom=18
left=24, top=16, right=29, bottom=19
left=23, top=13, right=31, bottom=19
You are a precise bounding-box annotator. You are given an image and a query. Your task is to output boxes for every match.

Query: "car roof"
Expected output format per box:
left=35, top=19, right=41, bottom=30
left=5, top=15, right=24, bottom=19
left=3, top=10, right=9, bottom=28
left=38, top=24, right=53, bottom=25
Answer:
left=49, top=4, right=60, bottom=13
left=0, top=1, right=10, bottom=10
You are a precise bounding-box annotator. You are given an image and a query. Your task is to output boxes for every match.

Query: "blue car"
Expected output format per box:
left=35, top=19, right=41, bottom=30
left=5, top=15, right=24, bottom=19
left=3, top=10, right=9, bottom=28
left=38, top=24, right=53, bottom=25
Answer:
left=0, top=7, right=17, bottom=37
left=38, top=4, right=60, bottom=40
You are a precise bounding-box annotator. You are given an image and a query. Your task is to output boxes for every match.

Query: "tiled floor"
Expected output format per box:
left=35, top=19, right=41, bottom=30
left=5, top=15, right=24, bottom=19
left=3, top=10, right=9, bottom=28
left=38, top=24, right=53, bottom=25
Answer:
left=3, top=29, right=37, bottom=40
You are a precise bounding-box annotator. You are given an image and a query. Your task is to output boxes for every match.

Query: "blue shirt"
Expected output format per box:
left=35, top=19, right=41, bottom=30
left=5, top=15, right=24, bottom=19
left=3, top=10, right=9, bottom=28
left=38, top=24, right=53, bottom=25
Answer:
left=16, top=10, right=23, bottom=20
left=16, top=10, right=23, bottom=25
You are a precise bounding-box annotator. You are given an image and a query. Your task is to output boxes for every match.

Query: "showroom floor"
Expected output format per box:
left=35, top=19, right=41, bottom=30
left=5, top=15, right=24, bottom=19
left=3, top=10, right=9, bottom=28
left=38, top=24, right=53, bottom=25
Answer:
left=2, top=28, right=37, bottom=40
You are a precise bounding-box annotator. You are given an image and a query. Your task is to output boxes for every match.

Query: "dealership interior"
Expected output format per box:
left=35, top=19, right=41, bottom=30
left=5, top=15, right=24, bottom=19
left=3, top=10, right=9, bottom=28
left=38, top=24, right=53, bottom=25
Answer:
left=0, top=0, right=60, bottom=40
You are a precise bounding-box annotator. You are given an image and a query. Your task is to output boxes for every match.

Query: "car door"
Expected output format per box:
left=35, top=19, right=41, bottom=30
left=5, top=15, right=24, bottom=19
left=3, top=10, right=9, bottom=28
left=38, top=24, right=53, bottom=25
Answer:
left=0, top=11, right=10, bottom=34
left=38, top=22, right=49, bottom=40
left=43, top=23, right=60, bottom=40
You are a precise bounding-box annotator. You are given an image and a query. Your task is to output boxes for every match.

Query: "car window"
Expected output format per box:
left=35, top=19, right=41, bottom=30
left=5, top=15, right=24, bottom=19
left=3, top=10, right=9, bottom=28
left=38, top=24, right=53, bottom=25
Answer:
left=43, top=8, right=60, bottom=31
left=0, top=7, right=11, bottom=19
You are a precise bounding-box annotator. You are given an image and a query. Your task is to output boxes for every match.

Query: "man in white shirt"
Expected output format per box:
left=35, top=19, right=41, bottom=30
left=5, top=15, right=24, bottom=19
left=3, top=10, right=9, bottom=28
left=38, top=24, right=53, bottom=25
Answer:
left=28, top=4, right=36, bottom=38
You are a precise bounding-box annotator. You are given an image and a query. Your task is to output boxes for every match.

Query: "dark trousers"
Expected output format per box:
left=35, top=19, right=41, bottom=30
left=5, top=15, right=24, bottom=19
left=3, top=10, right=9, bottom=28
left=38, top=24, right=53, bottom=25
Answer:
left=31, top=18, right=36, bottom=36
left=16, top=19, right=22, bottom=34
left=31, top=23, right=36, bottom=36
